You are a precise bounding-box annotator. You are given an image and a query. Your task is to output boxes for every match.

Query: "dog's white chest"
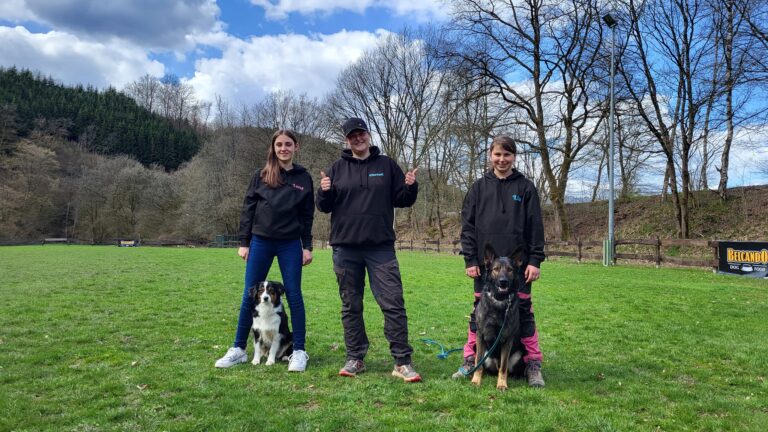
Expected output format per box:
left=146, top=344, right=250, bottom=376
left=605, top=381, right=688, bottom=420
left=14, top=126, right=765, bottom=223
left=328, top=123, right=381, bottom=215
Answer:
left=252, top=303, right=283, bottom=337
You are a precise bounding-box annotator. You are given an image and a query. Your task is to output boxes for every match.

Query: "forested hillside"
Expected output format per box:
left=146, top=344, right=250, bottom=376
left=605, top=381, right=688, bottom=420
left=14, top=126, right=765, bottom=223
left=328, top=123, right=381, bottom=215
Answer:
left=0, top=117, right=340, bottom=244
left=0, top=67, right=200, bottom=169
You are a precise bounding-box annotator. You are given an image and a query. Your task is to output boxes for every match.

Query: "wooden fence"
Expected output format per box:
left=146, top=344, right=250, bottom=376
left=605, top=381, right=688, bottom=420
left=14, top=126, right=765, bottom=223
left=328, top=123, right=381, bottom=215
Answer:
left=533, top=238, right=719, bottom=269
left=388, top=237, right=718, bottom=270
left=394, top=238, right=461, bottom=254
left=313, top=239, right=461, bottom=254
left=618, top=238, right=718, bottom=268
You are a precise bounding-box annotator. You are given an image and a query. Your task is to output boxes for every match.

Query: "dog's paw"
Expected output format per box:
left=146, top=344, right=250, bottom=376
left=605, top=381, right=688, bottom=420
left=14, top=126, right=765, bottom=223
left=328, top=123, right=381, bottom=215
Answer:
left=265, top=358, right=275, bottom=366
left=251, top=357, right=261, bottom=365
left=496, top=383, right=508, bottom=392
left=471, top=376, right=483, bottom=386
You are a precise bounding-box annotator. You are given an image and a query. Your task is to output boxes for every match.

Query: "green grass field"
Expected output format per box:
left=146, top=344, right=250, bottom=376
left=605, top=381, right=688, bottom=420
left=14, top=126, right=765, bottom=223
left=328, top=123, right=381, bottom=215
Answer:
left=1, top=246, right=766, bottom=431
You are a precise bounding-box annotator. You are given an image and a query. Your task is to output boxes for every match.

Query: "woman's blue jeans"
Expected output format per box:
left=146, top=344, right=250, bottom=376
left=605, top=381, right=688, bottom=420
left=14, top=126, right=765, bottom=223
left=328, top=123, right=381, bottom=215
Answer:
left=233, top=235, right=305, bottom=351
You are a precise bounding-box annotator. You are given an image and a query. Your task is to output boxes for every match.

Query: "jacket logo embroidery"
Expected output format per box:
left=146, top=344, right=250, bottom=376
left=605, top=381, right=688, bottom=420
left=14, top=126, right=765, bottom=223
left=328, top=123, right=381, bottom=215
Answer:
left=292, top=183, right=304, bottom=191
left=511, top=194, right=522, bottom=202
left=368, top=173, right=384, bottom=177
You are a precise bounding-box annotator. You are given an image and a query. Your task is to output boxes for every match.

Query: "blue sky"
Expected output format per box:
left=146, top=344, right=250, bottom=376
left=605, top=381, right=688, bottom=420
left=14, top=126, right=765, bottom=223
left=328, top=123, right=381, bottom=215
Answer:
left=0, top=0, right=447, bottom=105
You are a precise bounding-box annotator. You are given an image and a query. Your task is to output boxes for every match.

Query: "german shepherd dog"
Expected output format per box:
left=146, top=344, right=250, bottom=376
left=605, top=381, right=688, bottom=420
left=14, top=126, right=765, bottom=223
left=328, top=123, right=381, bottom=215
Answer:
left=249, top=281, right=293, bottom=366
left=471, top=245, right=526, bottom=391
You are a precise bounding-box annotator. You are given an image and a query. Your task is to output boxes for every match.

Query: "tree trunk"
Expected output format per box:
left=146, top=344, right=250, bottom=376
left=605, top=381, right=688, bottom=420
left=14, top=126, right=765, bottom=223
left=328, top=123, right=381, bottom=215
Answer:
left=666, top=157, right=684, bottom=239
left=718, top=1, right=736, bottom=201
left=592, top=151, right=605, bottom=202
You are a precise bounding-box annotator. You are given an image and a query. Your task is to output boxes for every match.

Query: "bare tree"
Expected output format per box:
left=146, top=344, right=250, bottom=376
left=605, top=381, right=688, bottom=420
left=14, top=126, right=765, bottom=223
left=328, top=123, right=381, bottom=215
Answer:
left=124, top=74, right=161, bottom=113
left=251, top=90, right=330, bottom=139
left=615, top=105, right=657, bottom=198
left=437, top=68, right=520, bottom=202
left=72, top=155, right=112, bottom=243
left=0, top=140, right=60, bottom=240
left=328, top=29, right=456, bottom=233
left=444, top=0, right=607, bottom=240
left=125, top=73, right=207, bottom=128
left=108, top=157, right=151, bottom=238
left=710, top=0, right=765, bottom=200
left=139, top=165, right=183, bottom=238
left=739, top=0, right=768, bottom=75
left=697, top=16, right=723, bottom=192
left=618, top=0, right=720, bottom=238
left=327, top=33, right=411, bottom=158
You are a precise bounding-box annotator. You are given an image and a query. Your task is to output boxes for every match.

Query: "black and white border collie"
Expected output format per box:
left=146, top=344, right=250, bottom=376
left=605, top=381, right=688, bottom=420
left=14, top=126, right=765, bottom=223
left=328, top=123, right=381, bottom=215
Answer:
left=248, top=281, right=293, bottom=366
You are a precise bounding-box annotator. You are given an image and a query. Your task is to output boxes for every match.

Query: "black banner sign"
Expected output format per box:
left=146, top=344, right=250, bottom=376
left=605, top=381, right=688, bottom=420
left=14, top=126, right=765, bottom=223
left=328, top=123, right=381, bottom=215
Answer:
left=718, top=241, right=768, bottom=278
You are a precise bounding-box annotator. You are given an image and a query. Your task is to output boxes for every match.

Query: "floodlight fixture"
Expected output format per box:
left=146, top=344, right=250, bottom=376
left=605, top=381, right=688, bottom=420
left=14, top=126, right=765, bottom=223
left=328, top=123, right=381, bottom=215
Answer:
left=603, top=13, right=617, bottom=28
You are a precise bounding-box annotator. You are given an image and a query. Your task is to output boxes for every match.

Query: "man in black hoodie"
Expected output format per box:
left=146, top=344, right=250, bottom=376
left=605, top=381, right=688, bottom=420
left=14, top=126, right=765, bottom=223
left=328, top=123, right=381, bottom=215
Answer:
left=317, top=117, right=422, bottom=383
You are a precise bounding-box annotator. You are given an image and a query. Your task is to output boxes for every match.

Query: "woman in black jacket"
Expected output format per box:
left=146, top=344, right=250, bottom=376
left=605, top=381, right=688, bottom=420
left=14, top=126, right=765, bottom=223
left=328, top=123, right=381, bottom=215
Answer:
left=453, top=135, right=546, bottom=387
left=215, top=129, right=314, bottom=372
left=316, top=117, right=422, bottom=382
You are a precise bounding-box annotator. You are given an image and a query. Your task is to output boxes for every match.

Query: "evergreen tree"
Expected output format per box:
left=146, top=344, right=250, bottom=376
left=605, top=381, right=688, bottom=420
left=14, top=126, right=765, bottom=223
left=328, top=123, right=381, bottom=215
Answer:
left=0, top=67, right=201, bottom=169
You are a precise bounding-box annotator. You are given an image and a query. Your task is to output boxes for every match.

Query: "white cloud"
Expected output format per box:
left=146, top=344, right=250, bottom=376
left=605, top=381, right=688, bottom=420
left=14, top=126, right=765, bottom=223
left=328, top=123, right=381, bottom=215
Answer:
left=186, top=29, right=387, bottom=105
left=251, top=0, right=375, bottom=17
left=1, top=0, right=222, bottom=50
left=250, top=0, right=448, bottom=22
left=0, top=26, right=164, bottom=89
left=0, top=0, right=37, bottom=21
left=723, top=126, right=768, bottom=186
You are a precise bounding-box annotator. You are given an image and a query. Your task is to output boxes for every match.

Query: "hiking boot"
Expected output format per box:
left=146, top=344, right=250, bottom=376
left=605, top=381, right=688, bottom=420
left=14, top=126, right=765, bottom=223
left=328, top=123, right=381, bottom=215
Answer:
left=392, top=363, right=422, bottom=383
left=214, top=347, right=247, bottom=368
left=525, top=360, right=545, bottom=388
left=339, top=359, right=366, bottom=377
left=451, top=356, right=475, bottom=379
left=287, top=350, right=309, bottom=372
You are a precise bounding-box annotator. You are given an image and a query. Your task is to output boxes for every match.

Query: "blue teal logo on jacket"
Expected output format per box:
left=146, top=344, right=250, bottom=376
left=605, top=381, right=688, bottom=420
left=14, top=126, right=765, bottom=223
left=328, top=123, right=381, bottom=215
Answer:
left=369, top=172, right=384, bottom=177
left=511, top=194, right=522, bottom=202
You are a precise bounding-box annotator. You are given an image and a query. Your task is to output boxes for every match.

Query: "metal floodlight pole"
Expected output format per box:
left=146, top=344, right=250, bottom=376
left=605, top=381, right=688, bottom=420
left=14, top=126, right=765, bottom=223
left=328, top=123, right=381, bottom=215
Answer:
left=603, top=13, right=617, bottom=266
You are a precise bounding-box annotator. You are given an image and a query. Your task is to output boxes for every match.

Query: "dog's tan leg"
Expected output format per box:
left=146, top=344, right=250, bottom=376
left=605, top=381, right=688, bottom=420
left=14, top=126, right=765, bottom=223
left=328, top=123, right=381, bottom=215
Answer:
left=496, top=345, right=511, bottom=391
left=471, top=340, right=485, bottom=386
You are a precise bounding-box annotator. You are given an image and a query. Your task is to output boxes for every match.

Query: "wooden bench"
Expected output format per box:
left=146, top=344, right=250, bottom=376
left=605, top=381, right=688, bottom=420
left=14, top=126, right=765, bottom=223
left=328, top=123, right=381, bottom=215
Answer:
left=42, top=238, right=69, bottom=245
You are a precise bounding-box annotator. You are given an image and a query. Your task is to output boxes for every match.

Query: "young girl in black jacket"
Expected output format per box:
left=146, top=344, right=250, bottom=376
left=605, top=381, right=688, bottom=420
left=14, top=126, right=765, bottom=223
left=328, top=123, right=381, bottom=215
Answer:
left=215, top=129, right=314, bottom=372
left=453, top=135, right=546, bottom=387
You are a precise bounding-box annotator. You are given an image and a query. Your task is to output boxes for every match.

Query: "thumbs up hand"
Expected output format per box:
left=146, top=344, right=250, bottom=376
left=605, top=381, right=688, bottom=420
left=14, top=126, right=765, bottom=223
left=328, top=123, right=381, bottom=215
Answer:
left=405, top=167, right=418, bottom=186
left=320, top=171, right=331, bottom=191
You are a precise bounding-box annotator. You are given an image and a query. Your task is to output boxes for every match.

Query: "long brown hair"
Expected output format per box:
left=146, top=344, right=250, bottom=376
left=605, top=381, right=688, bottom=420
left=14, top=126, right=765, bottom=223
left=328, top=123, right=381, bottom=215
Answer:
left=261, top=129, right=298, bottom=188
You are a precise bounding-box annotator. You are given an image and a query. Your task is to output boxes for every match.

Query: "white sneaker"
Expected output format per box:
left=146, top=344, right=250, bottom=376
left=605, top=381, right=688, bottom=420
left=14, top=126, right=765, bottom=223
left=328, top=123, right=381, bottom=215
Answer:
left=214, top=347, right=247, bottom=368
left=287, top=350, right=309, bottom=372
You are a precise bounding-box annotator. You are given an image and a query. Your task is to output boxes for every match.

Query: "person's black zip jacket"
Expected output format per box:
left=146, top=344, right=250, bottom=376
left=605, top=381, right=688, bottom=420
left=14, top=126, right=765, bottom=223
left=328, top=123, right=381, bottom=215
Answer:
left=460, top=169, right=545, bottom=268
left=238, top=164, right=314, bottom=249
left=316, top=146, right=417, bottom=247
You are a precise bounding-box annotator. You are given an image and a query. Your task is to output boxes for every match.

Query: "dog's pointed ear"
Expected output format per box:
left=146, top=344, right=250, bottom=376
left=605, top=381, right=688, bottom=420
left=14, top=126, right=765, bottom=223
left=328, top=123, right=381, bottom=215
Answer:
left=483, top=244, right=497, bottom=267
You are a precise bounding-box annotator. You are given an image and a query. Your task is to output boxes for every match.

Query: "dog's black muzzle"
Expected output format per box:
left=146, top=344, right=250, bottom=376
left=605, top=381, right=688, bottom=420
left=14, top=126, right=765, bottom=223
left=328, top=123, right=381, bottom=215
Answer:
left=496, top=276, right=511, bottom=294
left=495, top=273, right=518, bottom=297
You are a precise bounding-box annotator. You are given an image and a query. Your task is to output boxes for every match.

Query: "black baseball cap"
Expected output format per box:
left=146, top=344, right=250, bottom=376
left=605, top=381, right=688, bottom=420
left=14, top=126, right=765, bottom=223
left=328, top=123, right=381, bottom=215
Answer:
left=342, top=117, right=369, bottom=137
